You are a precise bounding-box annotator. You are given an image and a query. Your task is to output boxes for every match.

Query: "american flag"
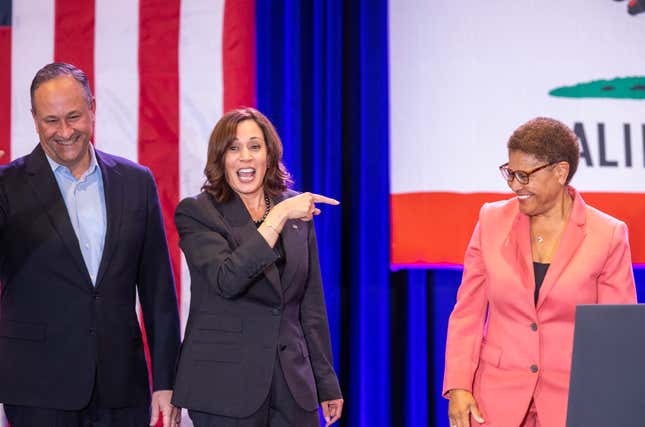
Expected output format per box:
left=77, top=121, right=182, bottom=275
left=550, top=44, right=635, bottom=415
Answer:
left=0, top=1, right=255, bottom=424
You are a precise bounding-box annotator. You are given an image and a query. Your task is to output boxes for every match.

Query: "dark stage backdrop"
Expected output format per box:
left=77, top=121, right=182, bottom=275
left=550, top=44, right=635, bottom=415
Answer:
left=254, top=1, right=645, bottom=426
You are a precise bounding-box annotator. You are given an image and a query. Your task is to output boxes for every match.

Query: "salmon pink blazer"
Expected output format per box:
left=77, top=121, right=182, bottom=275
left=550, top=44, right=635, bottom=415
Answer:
left=443, top=187, right=637, bottom=426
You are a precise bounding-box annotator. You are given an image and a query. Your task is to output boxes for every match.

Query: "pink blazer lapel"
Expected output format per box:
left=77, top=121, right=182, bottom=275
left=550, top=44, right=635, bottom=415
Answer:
left=505, top=212, right=535, bottom=304
left=536, top=188, right=587, bottom=310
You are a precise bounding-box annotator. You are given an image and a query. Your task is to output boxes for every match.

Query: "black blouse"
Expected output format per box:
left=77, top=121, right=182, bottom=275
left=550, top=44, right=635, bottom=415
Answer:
left=533, top=262, right=550, bottom=305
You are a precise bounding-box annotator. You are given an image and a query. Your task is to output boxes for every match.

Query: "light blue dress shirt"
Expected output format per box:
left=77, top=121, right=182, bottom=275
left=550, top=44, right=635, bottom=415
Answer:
left=46, top=145, right=107, bottom=285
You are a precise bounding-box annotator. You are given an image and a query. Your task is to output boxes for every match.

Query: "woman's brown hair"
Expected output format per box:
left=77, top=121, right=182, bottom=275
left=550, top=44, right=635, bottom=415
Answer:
left=202, top=107, right=293, bottom=201
left=508, top=117, right=580, bottom=184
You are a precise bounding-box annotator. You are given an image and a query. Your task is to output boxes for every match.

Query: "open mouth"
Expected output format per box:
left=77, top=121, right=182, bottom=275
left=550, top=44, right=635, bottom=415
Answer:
left=517, top=193, right=533, bottom=201
left=237, top=167, right=256, bottom=183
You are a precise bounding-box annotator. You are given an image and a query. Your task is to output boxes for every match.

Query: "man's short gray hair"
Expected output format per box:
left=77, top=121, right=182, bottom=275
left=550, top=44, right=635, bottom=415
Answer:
left=30, top=62, right=93, bottom=111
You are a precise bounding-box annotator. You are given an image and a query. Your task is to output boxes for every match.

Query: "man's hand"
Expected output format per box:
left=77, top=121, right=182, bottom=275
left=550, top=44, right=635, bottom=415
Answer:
left=321, top=398, right=344, bottom=426
left=150, top=390, right=180, bottom=426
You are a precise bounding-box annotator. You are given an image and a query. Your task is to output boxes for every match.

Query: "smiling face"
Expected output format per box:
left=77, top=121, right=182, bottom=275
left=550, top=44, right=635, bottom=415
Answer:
left=31, top=75, right=95, bottom=178
left=507, top=149, right=569, bottom=217
left=224, top=119, right=268, bottom=198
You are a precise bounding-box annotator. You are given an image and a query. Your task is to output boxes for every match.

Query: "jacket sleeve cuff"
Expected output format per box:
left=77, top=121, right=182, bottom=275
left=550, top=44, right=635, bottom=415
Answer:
left=442, top=371, right=474, bottom=397
left=240, top=232, right=281, bottom=279
left=316, top=376, right=343, bottom=402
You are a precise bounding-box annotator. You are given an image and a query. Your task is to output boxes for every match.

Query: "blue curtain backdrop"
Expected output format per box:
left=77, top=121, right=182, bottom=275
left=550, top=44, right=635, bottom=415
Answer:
left=255, top=2, right=645, bottom=426
left=257, top=1, right=390, bottom=425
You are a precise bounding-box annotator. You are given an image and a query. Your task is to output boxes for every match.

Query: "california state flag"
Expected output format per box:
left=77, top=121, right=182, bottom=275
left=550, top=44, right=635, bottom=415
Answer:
left=389, top=0, right=645, bottom=266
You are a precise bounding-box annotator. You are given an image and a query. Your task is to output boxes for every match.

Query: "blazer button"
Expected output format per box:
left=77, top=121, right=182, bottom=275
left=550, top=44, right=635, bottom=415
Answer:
left=530, top=364, right=538, bottom=373
left=89, top=328, right=96, bottom=336
left=280, top=345, right=287, bottom=351
left=272, top=307, right=282, bottom=316
left=530, top=322, right=538, bottom=331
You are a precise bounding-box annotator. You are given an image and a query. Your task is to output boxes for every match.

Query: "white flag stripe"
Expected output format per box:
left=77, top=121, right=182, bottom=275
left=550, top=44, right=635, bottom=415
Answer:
left=10, top=0, right=55, bottom=159
left=94, top=0, right=140, bottom=160
left=179, top=0, right=224, bottom=199
left=179, top=0, right=225, bottom=333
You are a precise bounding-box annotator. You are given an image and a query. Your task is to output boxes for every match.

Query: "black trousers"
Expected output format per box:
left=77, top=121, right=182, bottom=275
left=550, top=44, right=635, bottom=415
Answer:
left=189, top=357, right=319, bottom=427
left=4, top=376, right=150, bottom=427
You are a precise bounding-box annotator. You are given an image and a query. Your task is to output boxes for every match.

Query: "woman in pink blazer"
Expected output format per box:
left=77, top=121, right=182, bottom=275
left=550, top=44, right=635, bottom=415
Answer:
left=443, top=117, right=637, bottom=427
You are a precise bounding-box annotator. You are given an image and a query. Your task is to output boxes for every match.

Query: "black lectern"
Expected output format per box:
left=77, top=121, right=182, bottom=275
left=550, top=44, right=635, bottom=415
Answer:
left=566, top=304, right=645, bottom=426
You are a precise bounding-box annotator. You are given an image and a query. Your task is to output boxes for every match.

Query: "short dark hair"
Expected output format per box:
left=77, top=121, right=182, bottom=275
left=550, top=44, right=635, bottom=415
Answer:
left=203, top=107, right=293, bottom=202
left=507, top=117, right=580, bottom=184
left=30, top=62, right=93, bottom=111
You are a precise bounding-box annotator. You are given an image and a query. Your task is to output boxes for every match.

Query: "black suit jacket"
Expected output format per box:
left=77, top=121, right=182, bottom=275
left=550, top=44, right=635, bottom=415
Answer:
left=0, top=145, right=180, bottom=410
left=171, top=191, right=342, bottom=417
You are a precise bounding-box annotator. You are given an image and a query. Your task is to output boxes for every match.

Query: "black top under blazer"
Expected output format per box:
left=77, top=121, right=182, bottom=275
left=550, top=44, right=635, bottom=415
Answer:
left=171, top=190, right=342, bottom=417
left=0, top=145, right=180, bottom=410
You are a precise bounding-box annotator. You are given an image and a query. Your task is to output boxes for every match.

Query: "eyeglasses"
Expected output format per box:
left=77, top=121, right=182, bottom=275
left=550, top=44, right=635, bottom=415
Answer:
left=498, top=161, right=558, bottom=185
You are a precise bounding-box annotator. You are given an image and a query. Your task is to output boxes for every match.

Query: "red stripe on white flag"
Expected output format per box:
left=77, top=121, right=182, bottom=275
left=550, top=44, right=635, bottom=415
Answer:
left=138, top=0, right=181, bottom=302
left=223, top=0, right=256, bottom=110
left=54, top=0, right=95, bottom=90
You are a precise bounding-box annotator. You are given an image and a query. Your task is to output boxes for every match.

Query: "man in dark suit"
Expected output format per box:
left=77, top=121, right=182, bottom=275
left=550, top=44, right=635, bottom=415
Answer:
left=0, top=62, right=181, bottom=426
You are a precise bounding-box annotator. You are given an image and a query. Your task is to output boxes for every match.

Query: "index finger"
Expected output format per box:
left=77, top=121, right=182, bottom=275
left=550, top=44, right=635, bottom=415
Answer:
left=311, top=193, right=340, bottom=205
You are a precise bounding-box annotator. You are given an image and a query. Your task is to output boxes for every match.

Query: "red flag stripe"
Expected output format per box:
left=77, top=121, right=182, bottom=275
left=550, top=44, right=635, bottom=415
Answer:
left=391, top=192, right=495, bottom=265
left=223, top=0, right=257, bottom=110
left=0, top=26, right=10, bottom=164
left=138, top=0, right=181, bottom=304
left=391, top=192, right=645, bottom=266
left=54, top=0, right=95, bottom=92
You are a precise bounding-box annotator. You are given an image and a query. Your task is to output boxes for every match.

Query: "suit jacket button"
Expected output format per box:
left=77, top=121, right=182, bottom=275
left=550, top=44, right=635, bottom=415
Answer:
left=280, top=345, right=287, bottom=351
left=89, top=328, right=96, bottom=336
left=530, top=364, right=538, bottom=373
left=530, top=323, right=538, bottom=331
left=272, top=307, right=281, bottom=316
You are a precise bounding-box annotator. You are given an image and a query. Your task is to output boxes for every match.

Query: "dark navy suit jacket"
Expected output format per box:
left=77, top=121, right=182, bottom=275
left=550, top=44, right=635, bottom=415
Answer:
left=0, top=145, right=180, bottom=410
left=171, top=190, right=341, bottom=417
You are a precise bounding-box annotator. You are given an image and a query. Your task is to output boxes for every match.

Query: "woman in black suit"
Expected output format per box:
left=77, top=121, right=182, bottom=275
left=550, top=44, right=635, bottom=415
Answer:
left=171, top=108, right=343, bottom=427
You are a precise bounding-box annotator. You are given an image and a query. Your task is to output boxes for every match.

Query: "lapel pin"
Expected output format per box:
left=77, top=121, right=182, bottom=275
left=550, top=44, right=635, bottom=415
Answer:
left=292, top=224, right=298, bottom=230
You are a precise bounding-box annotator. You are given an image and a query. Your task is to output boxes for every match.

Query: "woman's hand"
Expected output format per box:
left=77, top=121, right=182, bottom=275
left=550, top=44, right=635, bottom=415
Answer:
left=273, top=192, right=339, bottom=222
left=258, top=192, right=339, bottom=246
left=321, top=398, right=344, bottom=426
left=448, top=389, right=485, bottom=427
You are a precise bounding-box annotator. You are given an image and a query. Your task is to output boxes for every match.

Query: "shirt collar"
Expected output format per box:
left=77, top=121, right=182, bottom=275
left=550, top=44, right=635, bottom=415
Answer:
left=46, top=144, right=99, bottom=179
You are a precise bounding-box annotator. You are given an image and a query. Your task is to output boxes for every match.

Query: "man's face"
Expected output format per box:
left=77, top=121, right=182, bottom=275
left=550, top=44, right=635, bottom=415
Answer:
left=31, top=75, right=95, bottom=178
